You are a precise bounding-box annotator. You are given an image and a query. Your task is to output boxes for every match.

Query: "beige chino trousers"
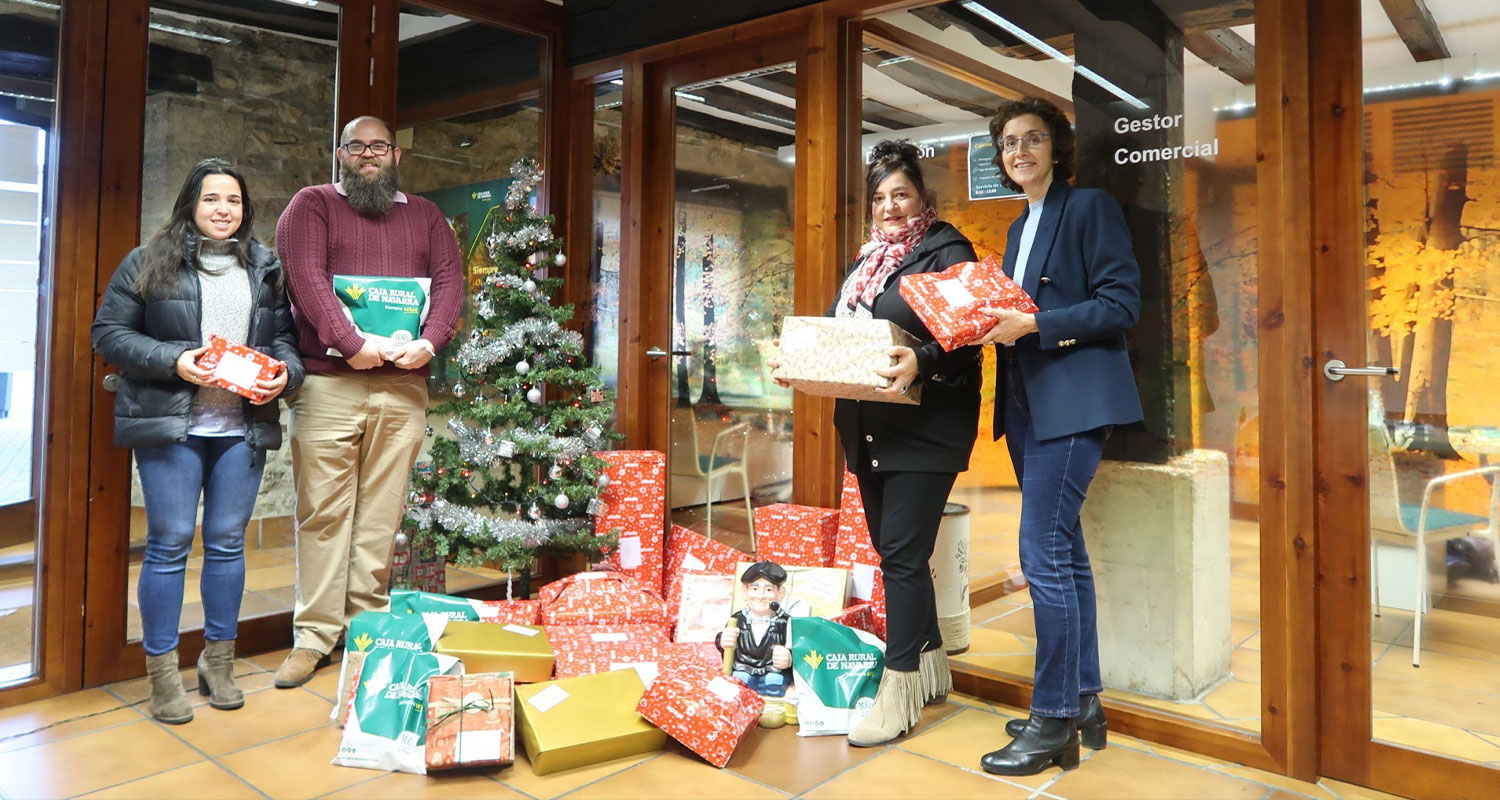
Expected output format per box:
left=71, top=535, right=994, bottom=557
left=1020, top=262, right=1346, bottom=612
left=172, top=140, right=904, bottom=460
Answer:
left=288, top=371, right=427, bottom=653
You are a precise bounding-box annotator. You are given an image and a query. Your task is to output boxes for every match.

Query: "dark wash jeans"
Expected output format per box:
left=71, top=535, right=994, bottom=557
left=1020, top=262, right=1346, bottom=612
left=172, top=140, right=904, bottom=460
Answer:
left=134, top=435, right=263, bottom=655
left=1001, top=359, right=1108, bottom=718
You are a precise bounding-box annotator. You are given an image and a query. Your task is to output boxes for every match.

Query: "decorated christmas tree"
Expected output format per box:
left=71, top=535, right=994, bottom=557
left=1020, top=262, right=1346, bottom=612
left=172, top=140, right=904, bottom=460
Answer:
left=403, top=157, right=617, bottom=578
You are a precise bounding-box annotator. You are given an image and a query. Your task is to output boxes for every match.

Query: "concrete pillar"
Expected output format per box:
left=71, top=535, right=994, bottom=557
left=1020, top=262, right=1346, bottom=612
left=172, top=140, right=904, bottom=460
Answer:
left=1081, top=449, right=1231, bottom=700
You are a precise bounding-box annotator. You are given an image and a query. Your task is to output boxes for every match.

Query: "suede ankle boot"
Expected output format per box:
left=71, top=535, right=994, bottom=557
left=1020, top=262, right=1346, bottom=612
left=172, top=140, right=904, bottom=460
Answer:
left=1005, top=693, right=1106, bottom=749
left=197, top=639, right=244, bottom=710
left=918, top=648, right=952, bottom=705
left=145, top=651, right=194, bottom=725
left=981, top=716, right=1080, bottom=776
left=847, top=668, right=923, bottom=747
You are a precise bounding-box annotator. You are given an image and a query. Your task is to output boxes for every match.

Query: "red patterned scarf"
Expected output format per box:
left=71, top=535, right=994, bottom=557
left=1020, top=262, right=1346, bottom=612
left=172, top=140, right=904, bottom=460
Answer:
left=837, top=206, right=937, bottom=318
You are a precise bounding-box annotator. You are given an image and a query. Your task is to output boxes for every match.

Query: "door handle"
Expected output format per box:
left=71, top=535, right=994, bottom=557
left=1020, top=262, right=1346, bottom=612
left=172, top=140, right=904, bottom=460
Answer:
left=1323, top=359, right=1399, bottom=382
left=646, top=347, right=692, bottom=358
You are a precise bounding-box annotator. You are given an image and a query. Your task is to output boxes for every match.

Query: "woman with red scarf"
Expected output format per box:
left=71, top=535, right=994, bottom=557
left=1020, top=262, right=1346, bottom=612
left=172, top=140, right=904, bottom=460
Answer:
left=829, top=139, right=983, bottom=746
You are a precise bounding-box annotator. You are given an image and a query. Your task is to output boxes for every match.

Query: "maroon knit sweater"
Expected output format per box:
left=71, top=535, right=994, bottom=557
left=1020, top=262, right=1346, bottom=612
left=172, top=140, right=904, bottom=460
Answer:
left=276, top=183, right=464, bottom=375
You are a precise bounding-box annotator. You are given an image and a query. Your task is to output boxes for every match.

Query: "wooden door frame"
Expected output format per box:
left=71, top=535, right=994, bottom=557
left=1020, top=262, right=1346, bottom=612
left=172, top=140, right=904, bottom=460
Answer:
left=0, top=0, right=109, bottom=709
left=1309, top=0, right=1500, bottom=796
left=81, top=0, right=389, bottom=685
left=572, top=0, right=1326, bottom=782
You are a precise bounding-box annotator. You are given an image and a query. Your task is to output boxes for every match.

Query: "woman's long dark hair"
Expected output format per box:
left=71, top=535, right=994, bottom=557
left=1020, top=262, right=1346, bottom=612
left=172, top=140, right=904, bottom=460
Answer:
left=135, top=158, right=256, bottom=299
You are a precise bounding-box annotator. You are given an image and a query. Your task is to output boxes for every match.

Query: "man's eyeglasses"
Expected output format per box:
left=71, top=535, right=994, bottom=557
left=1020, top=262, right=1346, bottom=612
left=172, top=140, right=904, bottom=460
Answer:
left=1001, top=133, right=1051, bottom=153
left=340, top=141, right=394, bottom=157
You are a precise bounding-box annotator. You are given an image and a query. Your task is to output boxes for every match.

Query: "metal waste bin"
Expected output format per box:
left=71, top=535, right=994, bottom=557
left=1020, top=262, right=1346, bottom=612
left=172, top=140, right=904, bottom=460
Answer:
left=931, top=502, right=970, bottom=654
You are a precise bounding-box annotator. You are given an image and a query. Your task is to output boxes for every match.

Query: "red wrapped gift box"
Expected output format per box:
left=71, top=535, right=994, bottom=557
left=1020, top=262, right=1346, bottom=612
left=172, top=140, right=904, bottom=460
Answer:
left=477, top=599, right=541, bottom=626
left=195, top=333, right=285, bottom=401
left=664, top=525, right=746, bottom=618
left=545, top=624, right=670, bottom=679
left=833, top=470, right=887, bottom=640
left=390, top=538, right=446, bottom=595
left=830, top=602, right=877, bottom=637
left=753, top=503, right=839, bottom=567
left=425, top=672, right=515, bottom=770
left=593, top=450, right=667, bottom=594
left=636, top=653, right=764, bottom=768
left=898, top=254, right=1039, bottom=351
left=537, top=571, right=669, bottom=628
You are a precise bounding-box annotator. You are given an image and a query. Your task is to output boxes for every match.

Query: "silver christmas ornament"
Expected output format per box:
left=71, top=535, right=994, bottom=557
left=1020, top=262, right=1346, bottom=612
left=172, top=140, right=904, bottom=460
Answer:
left=527, top=387, right=543, bottom=404
left=596, top=473, right=610, bottom=488
left=516, top=360, right=531, bottom=375
left=554, top=493, right=570, bottom=509
left=394, top=532, right=408, bottom=547
left=553, top=252, right=567, bottom=267
left=452, top=383, right=466, bottom=397
left=548, top=464, right=564, bottom=480
left=522, top=279, right=537, bottom=293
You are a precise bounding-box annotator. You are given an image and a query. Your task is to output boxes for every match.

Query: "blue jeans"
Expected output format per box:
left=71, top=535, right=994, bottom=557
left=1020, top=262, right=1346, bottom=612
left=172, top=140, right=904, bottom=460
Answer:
left=733, top=670, right=788, bottom=697
left=1002, top=361, right=1107, bottom=718
left=134, top=436, right=264, bottom=655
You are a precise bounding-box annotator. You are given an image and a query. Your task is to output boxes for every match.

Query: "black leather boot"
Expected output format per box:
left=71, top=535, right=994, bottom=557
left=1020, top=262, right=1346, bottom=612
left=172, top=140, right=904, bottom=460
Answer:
left=1005, top=693, right=1107, bottom=749
left=981, top=716, right=1080, bottom=776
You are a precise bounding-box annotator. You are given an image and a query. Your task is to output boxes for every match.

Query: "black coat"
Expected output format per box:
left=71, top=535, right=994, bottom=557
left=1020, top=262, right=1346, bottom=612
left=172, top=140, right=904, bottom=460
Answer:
left=994, top=180, right=1143, bottom=442
left=91, top=240, right=305, bottom=450
left=830, top=221, right=982, bottom=474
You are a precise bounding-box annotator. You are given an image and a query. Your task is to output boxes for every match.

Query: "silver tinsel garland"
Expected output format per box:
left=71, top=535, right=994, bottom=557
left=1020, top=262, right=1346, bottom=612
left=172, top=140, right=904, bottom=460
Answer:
left=448, top=418, right=609, bottom=466
left=455, top=317, right=583, bottom=374
left=407, top=497, right=589, bottom=546
left=505, top=158, right=543, bottom=210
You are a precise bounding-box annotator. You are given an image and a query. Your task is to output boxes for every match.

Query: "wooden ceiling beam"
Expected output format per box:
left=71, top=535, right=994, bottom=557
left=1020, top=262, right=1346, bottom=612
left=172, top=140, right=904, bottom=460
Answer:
left=1185, top=27, right=1255, bottom=85
left=862, top=19, right=1072, bottom=115
left=1376, top=0, right=1450, bottom=62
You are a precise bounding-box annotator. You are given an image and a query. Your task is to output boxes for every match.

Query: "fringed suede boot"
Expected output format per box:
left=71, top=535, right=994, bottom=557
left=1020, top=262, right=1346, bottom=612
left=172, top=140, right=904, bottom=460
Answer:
left=918, top=648, right=952, bottom=705
left=847, top=668, right=923, bottom=747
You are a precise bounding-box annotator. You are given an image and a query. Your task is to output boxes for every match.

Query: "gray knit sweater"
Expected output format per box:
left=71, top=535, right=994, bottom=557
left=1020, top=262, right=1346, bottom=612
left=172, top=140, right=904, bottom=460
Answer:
left=189, top=241, right=252, bottom=435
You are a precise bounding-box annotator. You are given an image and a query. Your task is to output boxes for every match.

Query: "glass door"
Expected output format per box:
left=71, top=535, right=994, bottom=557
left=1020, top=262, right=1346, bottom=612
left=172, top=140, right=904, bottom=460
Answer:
left=0, top=0, right=59, bottom=691
left=85, top=0, right=346, bottom=683
left=653, top=43, right=802, bottom=553
left=1318, top=0, right=1500, bottom=793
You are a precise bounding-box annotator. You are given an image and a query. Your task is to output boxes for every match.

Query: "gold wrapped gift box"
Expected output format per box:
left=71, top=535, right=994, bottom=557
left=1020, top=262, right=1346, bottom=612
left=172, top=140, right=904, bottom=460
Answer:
left=515, top=669, right=667, bottom=775
left=770, top=316, right=922, bottom=405
left=434, top=621, right=555, bottom=683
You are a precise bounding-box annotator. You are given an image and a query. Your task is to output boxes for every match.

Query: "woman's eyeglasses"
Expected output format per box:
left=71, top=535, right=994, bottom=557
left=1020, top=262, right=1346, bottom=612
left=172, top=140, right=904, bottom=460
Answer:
left=1001, top=133, right=1051, bottom=153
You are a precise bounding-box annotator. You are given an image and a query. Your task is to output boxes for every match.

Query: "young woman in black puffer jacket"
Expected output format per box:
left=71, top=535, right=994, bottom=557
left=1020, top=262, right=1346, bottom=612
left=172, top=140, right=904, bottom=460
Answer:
left=92, top=158, right=303, bottom=724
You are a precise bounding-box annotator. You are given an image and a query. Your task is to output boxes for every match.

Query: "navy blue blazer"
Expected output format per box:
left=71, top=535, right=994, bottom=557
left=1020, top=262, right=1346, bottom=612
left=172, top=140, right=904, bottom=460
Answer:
left=995, top=179, right=1144, bottom=442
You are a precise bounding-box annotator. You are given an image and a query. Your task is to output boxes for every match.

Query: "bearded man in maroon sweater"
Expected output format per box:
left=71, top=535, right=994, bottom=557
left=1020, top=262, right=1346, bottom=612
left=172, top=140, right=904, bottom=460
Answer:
left=272, top=116, right=462, bottom=688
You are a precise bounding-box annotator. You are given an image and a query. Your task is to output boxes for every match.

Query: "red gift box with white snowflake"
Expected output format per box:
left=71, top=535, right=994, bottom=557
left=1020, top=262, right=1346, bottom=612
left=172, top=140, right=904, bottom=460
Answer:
left=592, top=450, right=667, bottom=594
left=829, top=601, right=878, bottom=637
left=635, top=653, right=764, bottom=768
left=195, top=333, right=285, bottom=401
left=537, top=571, right=668, bottom=629
left=663, top=525, right=746, bottom=620
left=898, top=253, right=1039, bottom=351
left=833, top=470, right=887, bottom=640
left=545, top=624, right=670, bottom=679
left=752, top=503, right=839, bottom=567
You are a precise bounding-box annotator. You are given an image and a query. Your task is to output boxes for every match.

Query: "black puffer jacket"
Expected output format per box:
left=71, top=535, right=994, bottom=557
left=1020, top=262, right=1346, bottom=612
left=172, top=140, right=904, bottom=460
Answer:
left=91, top=240, right=305, bottom=450
left=829, top=221, right=983, bottom=474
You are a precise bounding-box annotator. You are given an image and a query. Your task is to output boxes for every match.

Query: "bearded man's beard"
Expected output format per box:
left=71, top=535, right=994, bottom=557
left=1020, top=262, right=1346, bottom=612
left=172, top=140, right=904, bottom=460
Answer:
left=339, top=160, right=402, bottom=217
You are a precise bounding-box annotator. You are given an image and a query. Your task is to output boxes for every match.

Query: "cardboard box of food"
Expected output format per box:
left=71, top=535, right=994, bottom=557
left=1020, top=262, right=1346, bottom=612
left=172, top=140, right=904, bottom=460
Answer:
left=515, top=669, right=667, bottom=775
left=771, top=317, right=922, bottom=405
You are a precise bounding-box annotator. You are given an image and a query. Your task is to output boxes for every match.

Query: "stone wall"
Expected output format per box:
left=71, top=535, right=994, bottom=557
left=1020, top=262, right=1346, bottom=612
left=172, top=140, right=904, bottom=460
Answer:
left=131, top=13, right=337, bottom=523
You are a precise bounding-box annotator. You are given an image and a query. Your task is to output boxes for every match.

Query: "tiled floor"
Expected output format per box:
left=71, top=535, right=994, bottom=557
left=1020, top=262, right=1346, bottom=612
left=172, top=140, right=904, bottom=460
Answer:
left=0, top=652, right=1413, bottom=800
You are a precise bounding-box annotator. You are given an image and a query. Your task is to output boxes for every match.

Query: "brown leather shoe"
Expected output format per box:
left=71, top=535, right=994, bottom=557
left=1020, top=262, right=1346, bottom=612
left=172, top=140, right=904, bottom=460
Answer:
left=273, top=648, right=328, bottom=689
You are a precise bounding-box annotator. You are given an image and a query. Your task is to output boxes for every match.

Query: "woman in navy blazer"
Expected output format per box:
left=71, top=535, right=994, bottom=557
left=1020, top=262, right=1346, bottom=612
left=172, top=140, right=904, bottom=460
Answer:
left=974, top=97, right=1143, bottom=777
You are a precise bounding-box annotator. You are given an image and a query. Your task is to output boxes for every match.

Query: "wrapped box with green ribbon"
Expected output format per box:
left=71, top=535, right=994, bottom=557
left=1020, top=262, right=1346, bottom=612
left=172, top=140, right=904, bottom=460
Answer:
left=425, top=672, right=515, bottom=770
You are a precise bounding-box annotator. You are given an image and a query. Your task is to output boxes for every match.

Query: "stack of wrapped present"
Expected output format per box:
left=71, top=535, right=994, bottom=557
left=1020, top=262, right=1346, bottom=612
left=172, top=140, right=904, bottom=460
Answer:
left=330, top=445, right=908, bottom=777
